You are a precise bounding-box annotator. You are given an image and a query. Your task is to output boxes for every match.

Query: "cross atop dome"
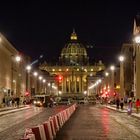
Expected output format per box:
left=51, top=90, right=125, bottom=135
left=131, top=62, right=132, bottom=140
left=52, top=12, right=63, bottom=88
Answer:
left=70, top=29, right=77, bottom=40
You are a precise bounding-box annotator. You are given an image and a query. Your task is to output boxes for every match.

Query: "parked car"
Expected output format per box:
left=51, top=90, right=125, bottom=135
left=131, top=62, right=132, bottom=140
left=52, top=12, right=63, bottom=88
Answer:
left=88, top=98, right=96, bottom=105
left=33, top=95, right=52, bottom=107
left=76, top=97, right=85, bottom=104
left=108, top=99, right=115, bottom=105
left=58, top=98, right=71, bottom=105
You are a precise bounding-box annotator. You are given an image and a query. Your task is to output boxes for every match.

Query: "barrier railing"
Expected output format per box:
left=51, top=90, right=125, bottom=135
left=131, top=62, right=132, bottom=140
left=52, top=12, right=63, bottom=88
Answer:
left=20, top=103, right=77, bottom=140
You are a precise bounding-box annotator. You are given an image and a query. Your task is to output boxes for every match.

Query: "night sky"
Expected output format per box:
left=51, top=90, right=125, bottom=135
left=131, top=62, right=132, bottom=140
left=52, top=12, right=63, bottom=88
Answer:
left=0, top=0, right=140, bottom=66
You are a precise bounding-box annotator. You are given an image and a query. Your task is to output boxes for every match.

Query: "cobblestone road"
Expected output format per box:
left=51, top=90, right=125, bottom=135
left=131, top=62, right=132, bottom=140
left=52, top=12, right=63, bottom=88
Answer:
left=56, top=104, right=140, bottom=140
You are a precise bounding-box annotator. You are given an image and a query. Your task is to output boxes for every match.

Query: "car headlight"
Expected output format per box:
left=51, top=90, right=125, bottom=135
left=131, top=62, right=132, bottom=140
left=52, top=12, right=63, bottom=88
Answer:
left=37, top=101, right=40, bottom=104
left=34, top=101, right=37, bottom=104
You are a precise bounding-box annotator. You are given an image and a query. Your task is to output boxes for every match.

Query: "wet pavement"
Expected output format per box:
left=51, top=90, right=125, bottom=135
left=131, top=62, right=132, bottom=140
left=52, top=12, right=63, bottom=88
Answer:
left=1, top=104, right=140, bottom=140
left=0, top=105, right=67, bottom=140
left=0, top=105, right=31, bottom=116
left=56, top=104, right=140, bottom=140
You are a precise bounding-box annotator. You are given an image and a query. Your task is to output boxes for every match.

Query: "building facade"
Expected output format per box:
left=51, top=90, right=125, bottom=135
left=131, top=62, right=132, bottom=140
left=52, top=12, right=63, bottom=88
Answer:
left=121, top=43, right=133, bottom=96
left=0, top=33, right=27, bottom=104
left=40, top=31, right=105, bottom=97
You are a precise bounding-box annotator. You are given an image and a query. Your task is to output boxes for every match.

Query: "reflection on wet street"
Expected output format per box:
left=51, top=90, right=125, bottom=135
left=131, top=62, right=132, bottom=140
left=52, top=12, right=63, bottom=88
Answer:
left=56, top=104, right=140, bottom=140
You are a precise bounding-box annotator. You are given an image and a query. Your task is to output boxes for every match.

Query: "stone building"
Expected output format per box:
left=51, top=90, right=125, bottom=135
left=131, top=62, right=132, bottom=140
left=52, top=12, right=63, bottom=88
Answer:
left=0, top=33, right=27, bottom=104
left=40, top=31, right=105, bottom=97
left=121, top=43, right=133, bottom=96
left=120, top=17, right=140, bottom=98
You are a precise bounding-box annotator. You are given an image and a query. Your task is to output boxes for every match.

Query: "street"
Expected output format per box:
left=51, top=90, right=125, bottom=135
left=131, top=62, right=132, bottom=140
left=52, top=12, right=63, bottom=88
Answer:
left=0, top=104, right=140, bottom=140
left=0, top=105, right=67, bottom=140
left=56, top=104, right=140, bottom=140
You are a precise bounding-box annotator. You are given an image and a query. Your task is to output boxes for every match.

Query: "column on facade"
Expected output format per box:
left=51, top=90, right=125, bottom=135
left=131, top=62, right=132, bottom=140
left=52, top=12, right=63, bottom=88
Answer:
left=71, top=70, right=74, bottom=93
left=136, top=45, right=140, bottom=98
left=36, top=79, right=39, bottom=94
left=62, top=77, right=64, bottom=93
left=111, top=71, right=114, bottom=96
left=38, top=80, right=42, bottom=94
left=68, top=75, right=71, bottom=93
left=35, top=77, right=38, bottom=94
left=80, top=75, right=83, bottom=93
left=64, top=77, right=66, bottom=93
left=76, top=77, right=79, bottom=93
left=79, top=76, right=81, bottom=93
left=74, top=75, right=76, bottom=93
left=120, top=61, right=125, bottom=97
left=67, top=77, right=70, bottom=93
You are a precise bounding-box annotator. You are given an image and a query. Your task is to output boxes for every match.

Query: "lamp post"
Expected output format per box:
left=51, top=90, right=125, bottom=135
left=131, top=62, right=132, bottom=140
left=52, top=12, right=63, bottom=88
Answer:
left=110, top=65, right=115, bottom=97
left=26, top=65, right=31, bottom=93
left=33, top=71, right=38, bottom=95
left=38, top=76, right=43, bottom=94
left=105, top=72, right=109, bottom=86
left=119, top=55, right=125, bottom=98
left=11, top=55, right=21, bottom=97
left=134, top=34, right=140, bottom=98
left=43, top=79, right=46, bottom=94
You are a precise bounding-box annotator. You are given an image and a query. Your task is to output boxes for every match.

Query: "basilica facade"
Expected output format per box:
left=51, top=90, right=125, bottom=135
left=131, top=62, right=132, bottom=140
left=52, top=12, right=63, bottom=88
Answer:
left=40, top=31, right=105, bottom=97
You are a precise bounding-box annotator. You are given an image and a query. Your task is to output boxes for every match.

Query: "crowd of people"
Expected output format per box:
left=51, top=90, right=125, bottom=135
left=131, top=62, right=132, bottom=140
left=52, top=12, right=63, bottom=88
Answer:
left=115, top=97, right=140, bottom=113
left=2, top=95, right=26, bottom=108
left=100, top=96, right=140, bottom=115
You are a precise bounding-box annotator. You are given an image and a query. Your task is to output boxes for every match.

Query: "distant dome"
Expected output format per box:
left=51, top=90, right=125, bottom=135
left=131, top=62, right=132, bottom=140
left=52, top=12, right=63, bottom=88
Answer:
left=59, top=30, right=89, bottom=65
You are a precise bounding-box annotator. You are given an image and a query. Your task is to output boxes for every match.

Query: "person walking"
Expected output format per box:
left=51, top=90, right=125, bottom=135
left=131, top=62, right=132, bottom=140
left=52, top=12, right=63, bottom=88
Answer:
left=15, top=97, right=20, bottom=108
left=116, top=97, right=120, bottom=109
left=11, top=97, right=15, bottom=107
left=128, top=100, right=132, bottom=115
left=135, top=98, right=140, bottom=114
left=120, top=98, right=124, bottom=110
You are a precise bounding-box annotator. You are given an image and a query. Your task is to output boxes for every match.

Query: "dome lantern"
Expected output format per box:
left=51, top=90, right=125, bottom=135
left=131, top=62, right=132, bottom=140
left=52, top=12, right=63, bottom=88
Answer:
left=70, top=29, right=77, bottom=40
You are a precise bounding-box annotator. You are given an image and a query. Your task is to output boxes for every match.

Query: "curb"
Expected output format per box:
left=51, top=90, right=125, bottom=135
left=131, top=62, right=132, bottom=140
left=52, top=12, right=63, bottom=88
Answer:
left=0, top=106, right=31, bottom=116
left=104, top=105, right=127, bottom=113
left=105, top=105, right=140, bottom=119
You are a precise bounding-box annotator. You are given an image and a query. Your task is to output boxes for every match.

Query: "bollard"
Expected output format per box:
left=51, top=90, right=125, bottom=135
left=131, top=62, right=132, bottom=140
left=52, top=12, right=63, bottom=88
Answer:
left=43, top=121, right=53, bottom=140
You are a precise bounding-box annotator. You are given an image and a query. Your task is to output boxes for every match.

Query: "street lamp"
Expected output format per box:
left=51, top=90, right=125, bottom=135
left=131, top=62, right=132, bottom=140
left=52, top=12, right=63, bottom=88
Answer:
left=33, top=71, right=38, bottom=77
left=39, top=76, right=43, bottom=80
left=15, top=55, right=21, bottom=62
left=105, top=72, right=109, bottom=77
left=134, top=35, right=140, bottom=44
left=26, top=65, right=31, bottom=71
left=119, top=55, right=125, bottom=98
left=133, top=34, right=140, bottom=98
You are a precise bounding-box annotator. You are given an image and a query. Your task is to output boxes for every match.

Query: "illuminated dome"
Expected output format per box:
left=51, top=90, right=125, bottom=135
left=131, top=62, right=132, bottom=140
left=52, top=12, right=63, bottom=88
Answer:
left=59, top=30, right=89, bottom=65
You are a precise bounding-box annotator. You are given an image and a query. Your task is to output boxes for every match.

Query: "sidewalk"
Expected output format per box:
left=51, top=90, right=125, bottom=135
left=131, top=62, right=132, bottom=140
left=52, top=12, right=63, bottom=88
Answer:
left=105, top=104, right=140, bottom=119
left=0, top=105, right=31, bottom=116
